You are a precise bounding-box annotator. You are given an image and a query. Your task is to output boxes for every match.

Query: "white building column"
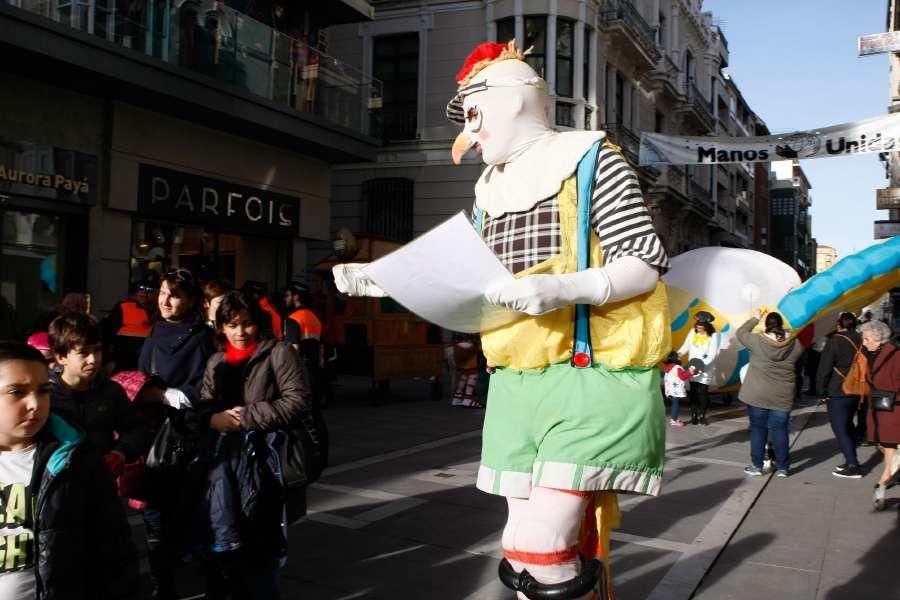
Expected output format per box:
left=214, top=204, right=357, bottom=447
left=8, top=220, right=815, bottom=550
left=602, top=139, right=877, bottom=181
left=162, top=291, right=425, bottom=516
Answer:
left=589, top=29, right=599, bottom=130
left=546, top=2, right=558, bottom=125
left=486, top=0, right=496, bottom=41
left=514, top=0, right=524, bottom=49
left=573, top=19, right=585, bottom=129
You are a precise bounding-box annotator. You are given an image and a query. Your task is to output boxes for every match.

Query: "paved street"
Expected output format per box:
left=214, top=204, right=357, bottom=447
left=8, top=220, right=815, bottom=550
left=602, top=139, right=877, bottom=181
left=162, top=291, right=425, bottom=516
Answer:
left=165, top=378, right=900, bottom=600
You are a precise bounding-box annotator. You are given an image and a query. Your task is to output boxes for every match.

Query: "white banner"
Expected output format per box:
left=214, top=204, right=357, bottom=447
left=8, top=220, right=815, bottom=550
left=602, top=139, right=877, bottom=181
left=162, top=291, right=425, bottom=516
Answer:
left=639, top=113, right=900, bottom=166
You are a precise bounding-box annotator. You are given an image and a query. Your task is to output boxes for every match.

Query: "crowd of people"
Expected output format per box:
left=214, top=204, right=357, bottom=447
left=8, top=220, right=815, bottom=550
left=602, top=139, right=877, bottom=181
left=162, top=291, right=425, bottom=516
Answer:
left=662, top=308, right=900, bottom=504
left=1, top=268, right=328, bottom=599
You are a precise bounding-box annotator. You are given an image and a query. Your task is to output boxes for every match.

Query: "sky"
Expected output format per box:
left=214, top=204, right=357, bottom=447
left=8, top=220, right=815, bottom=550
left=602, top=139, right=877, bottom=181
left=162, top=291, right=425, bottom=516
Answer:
left=703, top=0, right=890, bottom=259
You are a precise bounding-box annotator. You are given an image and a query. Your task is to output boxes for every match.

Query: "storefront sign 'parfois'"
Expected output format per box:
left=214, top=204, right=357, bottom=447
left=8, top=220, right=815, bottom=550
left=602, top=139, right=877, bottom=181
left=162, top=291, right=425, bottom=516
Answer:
left=137, top=164, right=298, bottom=237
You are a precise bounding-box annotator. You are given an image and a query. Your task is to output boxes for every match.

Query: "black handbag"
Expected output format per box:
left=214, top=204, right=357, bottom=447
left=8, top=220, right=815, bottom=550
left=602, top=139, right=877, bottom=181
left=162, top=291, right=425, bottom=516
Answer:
left=145, top=411, right=201, bottom=473
left=868, top=347, right=897, bottom=412
left=871, top=389, right=896, bottom=412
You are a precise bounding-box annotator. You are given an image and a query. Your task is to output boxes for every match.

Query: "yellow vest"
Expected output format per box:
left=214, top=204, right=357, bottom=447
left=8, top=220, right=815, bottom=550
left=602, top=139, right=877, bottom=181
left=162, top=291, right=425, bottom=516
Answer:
left=480, top=175, right=671, bottom=370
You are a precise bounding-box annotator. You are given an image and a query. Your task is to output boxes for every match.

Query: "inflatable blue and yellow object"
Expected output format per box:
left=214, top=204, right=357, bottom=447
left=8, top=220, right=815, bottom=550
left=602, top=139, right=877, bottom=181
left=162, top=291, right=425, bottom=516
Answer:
left=778, top=236, right=900, bottom=333
left=664, top=238, right=899, bottom=392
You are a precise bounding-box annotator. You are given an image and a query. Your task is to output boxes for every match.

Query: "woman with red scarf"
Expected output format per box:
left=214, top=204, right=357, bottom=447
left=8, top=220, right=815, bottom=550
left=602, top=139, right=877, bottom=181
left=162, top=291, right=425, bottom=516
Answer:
left=197, top=290, right=317, bottom=598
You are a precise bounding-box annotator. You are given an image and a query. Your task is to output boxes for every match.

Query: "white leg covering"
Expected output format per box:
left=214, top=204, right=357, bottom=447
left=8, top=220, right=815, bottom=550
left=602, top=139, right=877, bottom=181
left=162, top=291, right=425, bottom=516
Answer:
left=502, top=487, right=592, bottom=600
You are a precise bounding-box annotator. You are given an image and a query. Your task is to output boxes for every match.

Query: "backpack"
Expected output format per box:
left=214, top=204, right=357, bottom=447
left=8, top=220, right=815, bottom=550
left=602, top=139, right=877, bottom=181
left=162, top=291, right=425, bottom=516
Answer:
left=832, top=334, right=870, bottom=396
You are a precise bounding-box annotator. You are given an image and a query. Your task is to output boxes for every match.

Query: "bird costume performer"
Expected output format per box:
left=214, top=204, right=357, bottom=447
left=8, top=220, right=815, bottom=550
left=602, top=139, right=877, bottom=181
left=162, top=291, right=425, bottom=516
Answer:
left=334, top=41, right=671, bottom=599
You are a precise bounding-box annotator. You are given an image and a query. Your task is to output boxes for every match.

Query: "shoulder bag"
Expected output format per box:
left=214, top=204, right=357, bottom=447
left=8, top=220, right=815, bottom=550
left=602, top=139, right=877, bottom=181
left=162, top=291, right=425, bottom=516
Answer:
left=869, top=346, right=898, bottom=412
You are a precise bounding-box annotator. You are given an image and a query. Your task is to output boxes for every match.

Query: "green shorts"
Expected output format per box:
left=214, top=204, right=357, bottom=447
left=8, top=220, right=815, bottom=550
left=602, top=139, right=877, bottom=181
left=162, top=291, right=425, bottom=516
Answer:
left=477, top=362, right=666, bottom=499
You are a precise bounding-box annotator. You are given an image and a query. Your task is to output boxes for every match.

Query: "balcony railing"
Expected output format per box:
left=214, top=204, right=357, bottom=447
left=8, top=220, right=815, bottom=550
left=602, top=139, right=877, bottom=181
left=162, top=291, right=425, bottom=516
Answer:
left=685, top=80, right=714, bottom=130
left=8, top=0, right=383, bottom=138
left=605, top=123, right=641, bottom=164
left=600, top=0, right=661, bottom=64
left=689, top=178, right=713, bottom=214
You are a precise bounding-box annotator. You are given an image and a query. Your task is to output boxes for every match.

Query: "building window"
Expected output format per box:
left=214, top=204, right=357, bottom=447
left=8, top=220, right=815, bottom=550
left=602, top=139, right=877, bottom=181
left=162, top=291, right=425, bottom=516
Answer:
left=685, top=49, right=695, bottom=83
left=582, top=27, right=591, bottom=100
left=524, top=16, right=547, bottom=77
left=556, top=17, right=574, bottom=98
left=556, top=102, right=574, bottom=128
left=497, top=17, right=515, bottom=44
left=657, top=12, right=667, bottom=48
left=655, top=111, right=664, bottom=133
left=363, top=178, right=414, bottom=242
left=373, top=33, right=419, bottom=142
left=614, top=71, right=624, bottom=124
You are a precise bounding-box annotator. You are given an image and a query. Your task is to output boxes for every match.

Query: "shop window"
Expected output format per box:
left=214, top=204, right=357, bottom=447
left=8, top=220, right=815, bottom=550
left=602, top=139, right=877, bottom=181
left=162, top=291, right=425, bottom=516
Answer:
left=556, top=18, right=574, bottom=98
left=373, top=33, right=419, bottom=142
left=524, top=16, right=546, bottom=77
left=0, top=210, right=65, bottom=338
left=363, top=178, right=414, bottom=242
left=129, top=221, right=290, bottom=295
left=497, top=17, right=515, bottom=44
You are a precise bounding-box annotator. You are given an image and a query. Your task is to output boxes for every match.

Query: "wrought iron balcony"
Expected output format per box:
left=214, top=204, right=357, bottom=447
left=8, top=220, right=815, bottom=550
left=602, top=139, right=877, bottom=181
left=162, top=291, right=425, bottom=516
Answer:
left=600, top=0, right=660, bottom=67
left=7, top=0, right=383, bottom=138
left=684, top=80, right=715, bottom=131
left=605, top=123, right=641, bottom=165
left=689, top=178, right=714, bottom=215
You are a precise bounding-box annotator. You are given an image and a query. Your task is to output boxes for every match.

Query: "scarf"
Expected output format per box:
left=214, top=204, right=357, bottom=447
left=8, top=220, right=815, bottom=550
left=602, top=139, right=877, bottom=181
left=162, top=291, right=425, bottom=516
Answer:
left=224, top=341, right=258, bottom=366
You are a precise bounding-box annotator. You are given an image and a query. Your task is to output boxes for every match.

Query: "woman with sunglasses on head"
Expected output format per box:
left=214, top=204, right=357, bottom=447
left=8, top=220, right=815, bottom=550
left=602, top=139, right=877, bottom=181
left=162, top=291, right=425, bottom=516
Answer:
left=138, top=268, right=216, bottom=600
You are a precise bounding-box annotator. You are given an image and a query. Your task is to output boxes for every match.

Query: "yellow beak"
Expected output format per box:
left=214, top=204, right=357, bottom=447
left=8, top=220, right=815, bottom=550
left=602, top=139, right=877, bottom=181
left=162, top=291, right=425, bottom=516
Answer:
left=451, top=131, right=476, bottom=165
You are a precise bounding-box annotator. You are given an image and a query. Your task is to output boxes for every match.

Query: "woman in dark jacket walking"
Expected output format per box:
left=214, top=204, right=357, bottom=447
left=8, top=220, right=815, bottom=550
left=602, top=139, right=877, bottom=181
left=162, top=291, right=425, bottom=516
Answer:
left=197, top=290, right=321, bottom=599
left=736, top=310, right=805, bottom=478
left=861, top=320, right=900, bottom=510
left=816, top=312, right=864, bottom=479
left=137, top=268, right=215, bottom=600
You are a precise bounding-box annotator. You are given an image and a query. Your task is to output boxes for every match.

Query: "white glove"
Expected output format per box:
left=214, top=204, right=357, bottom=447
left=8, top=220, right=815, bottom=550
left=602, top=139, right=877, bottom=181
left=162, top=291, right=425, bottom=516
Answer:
left=332, top=263, right=388, bottom=298
left=484, top=255, right=658, bottom=315
left=163, top=387, right=192, bottom=410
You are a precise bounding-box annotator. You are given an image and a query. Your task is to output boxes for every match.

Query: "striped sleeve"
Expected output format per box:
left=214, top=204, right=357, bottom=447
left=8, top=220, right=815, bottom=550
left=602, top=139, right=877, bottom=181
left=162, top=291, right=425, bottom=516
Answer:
left=589, top=148, right=670, bottom=271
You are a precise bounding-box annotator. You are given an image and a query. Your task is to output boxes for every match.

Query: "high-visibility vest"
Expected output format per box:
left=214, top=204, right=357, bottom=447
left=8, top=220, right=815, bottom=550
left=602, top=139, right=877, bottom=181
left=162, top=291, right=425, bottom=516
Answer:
left=117, top=301, right=151, bottom=337
left=288, top=308, right=323, bottom=341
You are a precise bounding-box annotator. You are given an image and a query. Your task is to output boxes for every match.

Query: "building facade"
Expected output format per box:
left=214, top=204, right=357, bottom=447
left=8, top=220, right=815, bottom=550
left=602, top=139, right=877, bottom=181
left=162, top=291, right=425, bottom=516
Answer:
left=0, top=0, right=381, bottom=337
left=769, top=160, right=815, bottom=280
left=319, top=0, right=771, bottom=271
left=816, top=245, right=837, bottom=273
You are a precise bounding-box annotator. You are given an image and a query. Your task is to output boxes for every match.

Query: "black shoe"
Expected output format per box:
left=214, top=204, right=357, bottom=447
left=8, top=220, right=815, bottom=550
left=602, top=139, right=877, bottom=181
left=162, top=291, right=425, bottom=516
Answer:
left=699, top=415, right=708, bottom=426
left=690, top=413, right=698, bottom=425
left=833, top=464, right=862, bottom=479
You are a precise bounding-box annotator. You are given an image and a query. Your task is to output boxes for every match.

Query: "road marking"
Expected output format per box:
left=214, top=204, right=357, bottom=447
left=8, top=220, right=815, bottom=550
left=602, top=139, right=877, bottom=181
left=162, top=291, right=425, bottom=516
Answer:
left=667, top=454, right=748, bottom=468
left=611, top=531, right=693, bottom=554
left=362, top=544, right=428, bottom=562
left=323, top=430, right=482, bottom=476
left=313, top=482, right=413, bottom=502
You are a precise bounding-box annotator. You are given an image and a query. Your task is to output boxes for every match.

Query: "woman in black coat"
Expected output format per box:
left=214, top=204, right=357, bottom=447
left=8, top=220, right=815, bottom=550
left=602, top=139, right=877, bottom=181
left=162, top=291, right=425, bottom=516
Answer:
left=138, top=268, right=215, bottom=600
left=816, top=312, right=864, bottom=479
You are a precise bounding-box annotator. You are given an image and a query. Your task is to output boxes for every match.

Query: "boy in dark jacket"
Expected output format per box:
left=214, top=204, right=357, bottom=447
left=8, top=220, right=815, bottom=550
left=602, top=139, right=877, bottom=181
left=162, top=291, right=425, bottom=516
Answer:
left=0, top=341, right=140, bottom=599
left=48, top=313, right=152, bottom=477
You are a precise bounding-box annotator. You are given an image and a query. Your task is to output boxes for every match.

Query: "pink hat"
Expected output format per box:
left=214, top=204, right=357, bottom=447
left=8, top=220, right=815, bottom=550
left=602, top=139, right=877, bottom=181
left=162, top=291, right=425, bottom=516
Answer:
left=26, top=332, right=51, bottom=352
left=110, top=370, right=152, bottom=402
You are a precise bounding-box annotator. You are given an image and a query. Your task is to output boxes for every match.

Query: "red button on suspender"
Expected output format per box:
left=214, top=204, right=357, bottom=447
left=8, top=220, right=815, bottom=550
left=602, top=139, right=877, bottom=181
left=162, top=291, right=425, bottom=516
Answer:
left=573, top=352, right=591, bottom=368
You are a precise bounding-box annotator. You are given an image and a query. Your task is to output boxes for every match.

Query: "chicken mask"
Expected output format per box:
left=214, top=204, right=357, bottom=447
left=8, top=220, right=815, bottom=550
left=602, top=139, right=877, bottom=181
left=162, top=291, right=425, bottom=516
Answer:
left=447, top=42, right=550, bottom=166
